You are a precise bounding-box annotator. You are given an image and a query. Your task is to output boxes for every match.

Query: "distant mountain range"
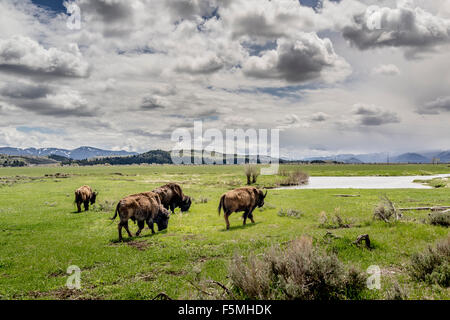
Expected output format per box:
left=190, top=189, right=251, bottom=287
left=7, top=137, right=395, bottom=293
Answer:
left=0, top=146, right=138, bottom=160
left=301, top=150, right=450, bottom=164
left=1, top=146, right=449, bottom=164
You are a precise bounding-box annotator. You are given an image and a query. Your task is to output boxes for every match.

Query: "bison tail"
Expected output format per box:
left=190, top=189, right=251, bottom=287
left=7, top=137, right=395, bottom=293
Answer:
left=218, top=195, right=225, bottom=216
left=111, top=202, right=120, bottom=220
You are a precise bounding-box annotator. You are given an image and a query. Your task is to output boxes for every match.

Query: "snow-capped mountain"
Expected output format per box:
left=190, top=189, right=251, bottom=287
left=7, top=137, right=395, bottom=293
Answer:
left=0, top=146, right=137, bottom=160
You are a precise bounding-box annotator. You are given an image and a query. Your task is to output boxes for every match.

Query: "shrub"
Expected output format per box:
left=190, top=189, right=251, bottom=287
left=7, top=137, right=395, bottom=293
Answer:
left=409, top=236, right=450, bottom=287
left=93, top=200, right=115, bottom=213
left=194, top=197, right=209, bottom=204
left=385, top=282, right=408, bottom=300
left=278, top=208, right=303, bottom=219
left=229, top=236, right=366, bottom=300
left=428, top=211, right=450, bottom=227
left=373, top=195, right=400, bottom=222
left=319, top=211, right=351, bottom=229
left=244, top=165, right=259, bottom=185
left=279, top=170, right=309, bottom=186
left=428, top=178, right=448, bottom=188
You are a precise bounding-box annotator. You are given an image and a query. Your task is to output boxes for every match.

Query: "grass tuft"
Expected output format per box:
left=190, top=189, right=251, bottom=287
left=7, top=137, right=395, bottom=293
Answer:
left=194, top=197, right=209, bottom=204
left=244, top=164, right=259, bottom=185
left=277, top=208, right=303, bottom=219
left=385, top=282, right=409, bottom=300
left=319, top=210, right=351, bottom=229
left=93, top=200, right=116, bottom=213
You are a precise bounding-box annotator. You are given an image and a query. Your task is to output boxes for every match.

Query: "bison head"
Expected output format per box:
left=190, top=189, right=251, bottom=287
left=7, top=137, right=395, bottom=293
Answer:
left=180, top=196, right=192, bottom=212
left=155, top=206, right=170, bottom=231
left=90, top=192, right=98, bottom=205
left=257, top=189, right=267, bottom=208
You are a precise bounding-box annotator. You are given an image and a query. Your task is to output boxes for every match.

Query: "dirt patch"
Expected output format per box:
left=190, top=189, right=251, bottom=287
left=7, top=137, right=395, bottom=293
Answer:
left=0, top=173, right=76, bottom=187
left=27, top=287, right=101, bottom=300
left=109, top=239, right=158, bottom=250
left=162, top=233, right=177, bottom=237
left=48, top=263, right=105, bottom=278
left=112, top=172, right=137, bottom=177
left=182, top=234, right=206, bottom=241
left=195, top=256, right=212, bottom=263
left=44, top=173, right=74, bottom=179
left=381, top=266, right=404, bottom=278
left=127, top=240, right=151, bottom=251
left=164, top=269, right=187, bottom=276
left=48, top=270, right=66, bottom=278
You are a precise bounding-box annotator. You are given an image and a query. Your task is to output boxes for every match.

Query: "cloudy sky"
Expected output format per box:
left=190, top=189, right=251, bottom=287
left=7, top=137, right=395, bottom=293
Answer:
left=0, top=0, right=449, bottom=158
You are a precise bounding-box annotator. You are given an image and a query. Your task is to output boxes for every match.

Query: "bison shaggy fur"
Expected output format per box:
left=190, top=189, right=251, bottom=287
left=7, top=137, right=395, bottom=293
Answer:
left=218, top=186, right=267, bottom=230
left=152, top=183, right=191, bottom=214
left=111, top=192, right=170, bottom=241
left=75, top=185, right=97, bottom=213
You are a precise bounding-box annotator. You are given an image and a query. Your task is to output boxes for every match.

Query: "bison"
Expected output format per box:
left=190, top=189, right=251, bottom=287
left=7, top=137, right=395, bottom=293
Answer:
left=218, top=186, right=267, bottom=230
left=152, top=183, right=192, bottom=214
left=111, top=192, right=170, bottom=241
left=75, top=185, right=97, bottom=213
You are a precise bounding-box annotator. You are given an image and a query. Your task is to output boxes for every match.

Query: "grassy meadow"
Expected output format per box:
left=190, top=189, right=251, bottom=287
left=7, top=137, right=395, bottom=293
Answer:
left=0, top=164, right=449, bottom=300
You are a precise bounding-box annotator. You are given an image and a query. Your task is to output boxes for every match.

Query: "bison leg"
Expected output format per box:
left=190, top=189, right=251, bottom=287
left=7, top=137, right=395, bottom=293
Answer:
left=76, top=202, right=82, bottom=213
left=248, top=208, right=255, bottom=224
left=118, top=222, right=124, bottom=242
left=170, top=203, right=175, bottom=214
left=136, top=220, right=145, bottom=236
left=243, top=210, right=249, bottom=226
left=224, top=213, right=231, bottom=230
left=146, top=219, right=155, bottom=234
left=84, top=200, right=89, bottom=211
left=123, top=221, right=133, bottom=238
left=248, top=212, right=255, bottom=223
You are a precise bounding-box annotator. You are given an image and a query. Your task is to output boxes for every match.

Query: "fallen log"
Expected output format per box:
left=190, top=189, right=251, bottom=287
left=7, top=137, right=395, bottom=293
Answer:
left=152, top=292, right=172, bottom=300
left=186, top=279, right=214, bottom=297
left=398, top=206, right=450, bottom=211
left=333, top=194, right=361, bottom=197
left=353, top=234, right=371, bottom=249
left=205, top=280, right=233, bottom=297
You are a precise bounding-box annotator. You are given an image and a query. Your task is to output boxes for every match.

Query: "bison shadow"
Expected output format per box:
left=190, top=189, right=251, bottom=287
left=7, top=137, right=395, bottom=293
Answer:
left=109, top=228, right=167, bottom=244
left=220, top=222, right=260, bottom=232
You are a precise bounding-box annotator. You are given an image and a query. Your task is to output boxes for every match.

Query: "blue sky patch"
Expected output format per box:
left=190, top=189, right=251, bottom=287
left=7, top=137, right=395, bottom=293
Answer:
left=17, top=126, right=64, bottom=135
left=31, top=0, right=66, bottom=13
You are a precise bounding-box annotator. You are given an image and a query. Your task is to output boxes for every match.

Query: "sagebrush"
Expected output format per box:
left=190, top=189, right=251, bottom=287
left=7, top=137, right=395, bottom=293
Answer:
left=409, top=236, right=450, bottom=287
left=373, top=195, right=400, bottom=222
left=229, top=236, right=366, bottom=300
left=279, top=170, right=309, bottom=186
left=428, top=211, right=450, bottom=227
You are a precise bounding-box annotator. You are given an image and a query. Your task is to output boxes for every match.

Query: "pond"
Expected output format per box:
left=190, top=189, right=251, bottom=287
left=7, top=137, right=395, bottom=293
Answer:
left=275, top=174, right=450, bottom=190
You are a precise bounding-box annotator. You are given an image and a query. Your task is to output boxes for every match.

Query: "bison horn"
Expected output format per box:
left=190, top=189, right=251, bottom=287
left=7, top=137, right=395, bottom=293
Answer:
left=264, top=190, right=268, bottom=198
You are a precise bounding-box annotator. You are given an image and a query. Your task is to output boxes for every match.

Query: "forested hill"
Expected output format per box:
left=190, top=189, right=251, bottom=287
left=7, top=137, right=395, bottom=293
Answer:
left=55, top=150, right=173, bottom=166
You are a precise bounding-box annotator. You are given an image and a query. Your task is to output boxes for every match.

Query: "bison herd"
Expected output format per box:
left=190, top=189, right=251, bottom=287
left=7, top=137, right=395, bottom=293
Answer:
left=75, top=183, right=267, bottom=241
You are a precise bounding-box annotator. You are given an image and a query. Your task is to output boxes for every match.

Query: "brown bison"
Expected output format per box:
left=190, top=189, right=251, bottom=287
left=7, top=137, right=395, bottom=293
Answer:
left=218, top=186, right=267, bottom=230
left=111, top=192, right=170, bottom=241
left=152, top=183, right=191, bottom=214
left=75, top=185, right=97, bottom=213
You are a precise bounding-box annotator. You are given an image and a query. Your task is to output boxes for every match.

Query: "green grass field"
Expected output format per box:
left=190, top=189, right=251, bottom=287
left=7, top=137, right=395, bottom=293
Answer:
left=0, top=164, right=449, bottom=300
